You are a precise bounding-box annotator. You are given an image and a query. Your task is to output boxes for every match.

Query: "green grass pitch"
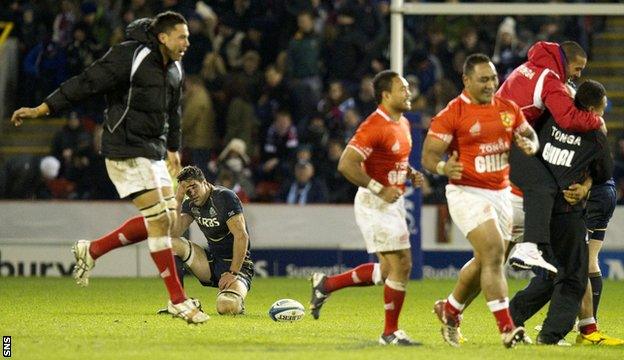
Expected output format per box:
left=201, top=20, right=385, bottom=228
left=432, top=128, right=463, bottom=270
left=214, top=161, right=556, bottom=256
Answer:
left=1, top=277, right=623, bottom=359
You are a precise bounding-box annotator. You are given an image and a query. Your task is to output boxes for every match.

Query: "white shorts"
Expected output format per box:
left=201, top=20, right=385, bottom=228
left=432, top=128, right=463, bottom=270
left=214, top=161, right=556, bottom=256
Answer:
left=510, top=193, right=524, bottom=243
left=354, top=187, right=410, bottom=254
left=445, top=184, right=513, bottom=241
left=105, top=158, right=172, bottom=198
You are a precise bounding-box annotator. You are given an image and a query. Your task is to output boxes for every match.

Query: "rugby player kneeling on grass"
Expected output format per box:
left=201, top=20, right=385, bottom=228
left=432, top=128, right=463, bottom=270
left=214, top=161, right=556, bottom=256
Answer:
left=159, top=166, right=254, bottom=315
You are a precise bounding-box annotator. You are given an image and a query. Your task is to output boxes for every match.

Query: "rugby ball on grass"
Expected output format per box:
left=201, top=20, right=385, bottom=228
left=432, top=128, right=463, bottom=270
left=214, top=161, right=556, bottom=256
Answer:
left=268, top=299, right=305, bottom=322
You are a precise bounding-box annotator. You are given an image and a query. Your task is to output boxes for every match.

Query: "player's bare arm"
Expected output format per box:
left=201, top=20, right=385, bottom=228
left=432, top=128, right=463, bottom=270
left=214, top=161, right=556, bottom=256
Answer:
left=563, top=176, right=592, bottom=205
left=338, top=146, right=402, bottom=203
left=10, top=103, right=50, bottom=126
left=422, top=135, right=463, bottom=180
left=171, top=213, right=194, bottom=239
left=219, top=214, right=249, bottom=290
left=513, top=123, right=539, bottom=156
left=174, top=181, right=187, bottom=205
left=171, top=183, right=193, bottom=237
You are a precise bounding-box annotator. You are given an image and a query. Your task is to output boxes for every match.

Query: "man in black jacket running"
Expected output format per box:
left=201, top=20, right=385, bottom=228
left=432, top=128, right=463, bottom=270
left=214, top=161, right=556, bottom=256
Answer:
left=11, top=11, right=208, bottom=324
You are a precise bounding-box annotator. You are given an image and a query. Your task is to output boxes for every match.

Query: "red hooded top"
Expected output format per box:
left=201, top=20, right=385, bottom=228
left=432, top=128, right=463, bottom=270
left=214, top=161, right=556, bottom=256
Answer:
left=497, top=41, right=602, bottom=132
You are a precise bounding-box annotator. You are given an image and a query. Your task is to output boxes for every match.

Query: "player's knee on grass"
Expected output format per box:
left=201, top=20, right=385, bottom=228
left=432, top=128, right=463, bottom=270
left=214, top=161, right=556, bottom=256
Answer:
left=216, top=290, right=244, bottom=315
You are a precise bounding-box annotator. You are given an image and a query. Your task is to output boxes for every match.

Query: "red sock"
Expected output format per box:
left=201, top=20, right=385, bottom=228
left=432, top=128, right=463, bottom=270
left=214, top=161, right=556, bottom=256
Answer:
left=383, top=280, right=406, bottom=336
left=487, top=299, right=515, bottom=333
left=444, top=299, right=462, bottom=320
left=580, top=323, right=597, bottom=335
left=150, top=246, right=186, bottom=304
left=89, top=216, right=148, bottom=259
left=324, top=263, right=376, bottom=293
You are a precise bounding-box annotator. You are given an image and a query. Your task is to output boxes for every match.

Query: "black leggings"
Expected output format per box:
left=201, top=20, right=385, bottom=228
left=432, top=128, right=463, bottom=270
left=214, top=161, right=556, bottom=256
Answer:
left=510, top=209, right=588, bottom=343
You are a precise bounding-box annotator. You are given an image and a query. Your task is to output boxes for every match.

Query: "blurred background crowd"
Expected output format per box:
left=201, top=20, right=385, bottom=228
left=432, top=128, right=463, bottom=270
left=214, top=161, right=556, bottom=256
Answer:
left=1, top=0, right=622, bottom=204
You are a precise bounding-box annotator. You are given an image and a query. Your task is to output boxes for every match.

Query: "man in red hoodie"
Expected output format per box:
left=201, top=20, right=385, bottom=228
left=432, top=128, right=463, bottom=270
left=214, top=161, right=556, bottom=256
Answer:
left=496, top=41, right=603, bottom=273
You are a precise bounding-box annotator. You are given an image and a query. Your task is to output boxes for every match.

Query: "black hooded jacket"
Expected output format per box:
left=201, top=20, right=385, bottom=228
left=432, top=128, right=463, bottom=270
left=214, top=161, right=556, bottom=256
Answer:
left=44, top=19, right=182, bottom=160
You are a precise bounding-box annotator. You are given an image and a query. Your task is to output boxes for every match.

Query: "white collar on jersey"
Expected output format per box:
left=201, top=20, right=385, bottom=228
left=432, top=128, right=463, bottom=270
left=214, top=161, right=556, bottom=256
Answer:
left=460, top=91, right=494, bottom=105
left=460, top=93, right=472, bottom=104
left=375, top=106, right=398, bottom=122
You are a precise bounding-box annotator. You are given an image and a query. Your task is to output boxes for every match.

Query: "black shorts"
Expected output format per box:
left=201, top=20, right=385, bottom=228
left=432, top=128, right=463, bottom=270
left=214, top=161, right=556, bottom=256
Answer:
left=198, top=249, right=254, bottom=290
left=585, top=184, right=616, bottom=240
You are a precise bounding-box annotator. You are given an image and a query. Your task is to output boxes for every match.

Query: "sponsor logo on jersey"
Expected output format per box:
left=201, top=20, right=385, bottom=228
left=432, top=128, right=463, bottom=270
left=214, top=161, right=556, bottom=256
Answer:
left=474, top=153, right=509, bottom=173
left=550, top=126, right=582, bottom=146
left=478, top=138, right=510, bottom=154
left=209, top=207, right=217, bottom=217
left=197, top=217, right=220, bottom=227
left=500, top=111, right=514, bottom=128
left=391, top=140, right=400, bottom=153
left=517, top=64, right=536, bottom=80
left=542, top=142, right=575, bottom=167
left=469, top=121, right=481, bottom=136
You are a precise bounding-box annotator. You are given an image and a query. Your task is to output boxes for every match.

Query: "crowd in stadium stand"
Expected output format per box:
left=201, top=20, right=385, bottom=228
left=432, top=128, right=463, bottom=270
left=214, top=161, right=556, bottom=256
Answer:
left=2, top=0, right=619, bottom=203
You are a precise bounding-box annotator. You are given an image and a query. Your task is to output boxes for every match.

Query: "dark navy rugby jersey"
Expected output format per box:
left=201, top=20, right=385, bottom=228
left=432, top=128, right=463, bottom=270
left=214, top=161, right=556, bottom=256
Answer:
left=592, top=177, right=615, bottom=189
left=181, top=186, right=251, bottom=259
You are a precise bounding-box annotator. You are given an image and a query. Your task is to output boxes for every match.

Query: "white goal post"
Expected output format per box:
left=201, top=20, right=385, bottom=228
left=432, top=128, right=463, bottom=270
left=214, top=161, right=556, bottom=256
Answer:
left=389, top=0, right=624, bottom=74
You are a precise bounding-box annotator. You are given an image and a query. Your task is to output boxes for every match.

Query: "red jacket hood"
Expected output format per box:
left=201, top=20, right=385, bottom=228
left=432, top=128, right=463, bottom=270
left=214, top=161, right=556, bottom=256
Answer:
left=527, top=41, right=566, bottom=82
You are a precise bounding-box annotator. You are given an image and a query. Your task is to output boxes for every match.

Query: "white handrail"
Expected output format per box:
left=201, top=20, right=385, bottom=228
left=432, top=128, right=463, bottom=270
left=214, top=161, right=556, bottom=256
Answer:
left=396, top=3, right=624, bottom=16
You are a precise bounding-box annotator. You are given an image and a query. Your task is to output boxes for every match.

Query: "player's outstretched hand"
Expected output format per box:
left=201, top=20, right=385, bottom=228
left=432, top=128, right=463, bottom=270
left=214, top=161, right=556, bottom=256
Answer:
left=11, top=106, right=42, bottom=126
left=379, top=186, right=403, bottom=203
left=514, top=133, right=538, bottom=156
left=444, top=151, right=463, bottom=180
left=408, top=167, right=425, bottom=188
left=563, top=183, right=589, bottom=205
left=218, top=272, right=238, bottom=290
left=11, top=103, right=49, bottom=126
